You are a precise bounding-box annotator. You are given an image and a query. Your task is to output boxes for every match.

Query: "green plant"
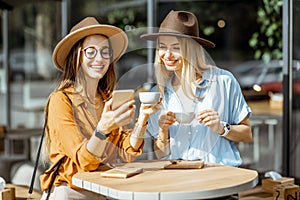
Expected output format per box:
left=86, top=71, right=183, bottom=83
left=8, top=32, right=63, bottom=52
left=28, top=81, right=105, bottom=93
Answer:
left=249, top=0, right=283, bottom=63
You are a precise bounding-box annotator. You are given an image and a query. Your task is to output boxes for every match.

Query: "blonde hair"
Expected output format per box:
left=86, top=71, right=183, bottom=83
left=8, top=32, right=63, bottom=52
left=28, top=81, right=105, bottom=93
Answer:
left=155, top=37, right=212, bottom=100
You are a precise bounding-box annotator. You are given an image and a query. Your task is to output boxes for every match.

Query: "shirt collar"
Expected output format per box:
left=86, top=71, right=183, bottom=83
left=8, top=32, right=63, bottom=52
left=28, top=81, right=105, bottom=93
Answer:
left=63, top=86, right=86, bottom=107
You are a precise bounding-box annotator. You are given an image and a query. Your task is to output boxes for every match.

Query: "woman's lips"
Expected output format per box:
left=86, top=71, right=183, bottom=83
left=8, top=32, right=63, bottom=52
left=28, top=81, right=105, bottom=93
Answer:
left=164, top=59, right=177, bottom=66
left=90, top=65, right=104, bottom=72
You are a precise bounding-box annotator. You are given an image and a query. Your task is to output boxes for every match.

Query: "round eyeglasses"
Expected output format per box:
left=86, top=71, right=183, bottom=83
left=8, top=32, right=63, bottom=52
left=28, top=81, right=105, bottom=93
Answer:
left=82, top=46, right=113, bottom=59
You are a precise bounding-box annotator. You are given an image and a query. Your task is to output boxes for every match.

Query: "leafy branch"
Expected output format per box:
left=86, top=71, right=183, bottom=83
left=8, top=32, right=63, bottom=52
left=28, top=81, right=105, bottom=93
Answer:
left=249, top=0, right=283, bottom=62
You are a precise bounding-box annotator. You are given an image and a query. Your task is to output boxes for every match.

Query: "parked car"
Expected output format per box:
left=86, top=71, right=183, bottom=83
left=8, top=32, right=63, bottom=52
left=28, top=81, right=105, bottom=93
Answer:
left=230, top=59, right=300, bottom=100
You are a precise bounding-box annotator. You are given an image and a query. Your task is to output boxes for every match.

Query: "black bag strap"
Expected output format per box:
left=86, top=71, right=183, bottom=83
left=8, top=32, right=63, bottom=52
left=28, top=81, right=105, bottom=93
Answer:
left=44, top=156, right=65, bottom=200
left=28, top=108, right=48, bottom=198
left=28, top=91, right=71, bottom=198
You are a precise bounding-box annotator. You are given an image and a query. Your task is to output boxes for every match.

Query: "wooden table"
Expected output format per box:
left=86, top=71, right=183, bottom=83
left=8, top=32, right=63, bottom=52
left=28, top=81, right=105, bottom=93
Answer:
left=247, top=100, right=282, bottom=116
left=5, top=183, right=42, bottom=200
left=239, top=186, right=273, bottom=200
left=72, top=160, right=258, bottom=200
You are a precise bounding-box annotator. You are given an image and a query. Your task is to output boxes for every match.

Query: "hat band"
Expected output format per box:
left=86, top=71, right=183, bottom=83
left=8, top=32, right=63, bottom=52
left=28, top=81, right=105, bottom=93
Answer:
left=158, top=31, right=197, bottom=38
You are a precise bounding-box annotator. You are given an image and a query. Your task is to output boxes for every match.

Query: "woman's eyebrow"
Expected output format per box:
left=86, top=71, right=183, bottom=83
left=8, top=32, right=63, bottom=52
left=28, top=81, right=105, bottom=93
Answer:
left=171, top=43, right=180, bottom=46
left=82, top=44, right=110, bottom=48
left=158, top=42, right=180, bottom=46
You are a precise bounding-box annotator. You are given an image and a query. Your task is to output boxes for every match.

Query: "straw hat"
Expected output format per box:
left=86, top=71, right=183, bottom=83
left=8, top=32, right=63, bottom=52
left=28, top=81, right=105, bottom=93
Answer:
left=141, top=10, right=215, bottom=48
left=53, top=17, right=128, bottom=71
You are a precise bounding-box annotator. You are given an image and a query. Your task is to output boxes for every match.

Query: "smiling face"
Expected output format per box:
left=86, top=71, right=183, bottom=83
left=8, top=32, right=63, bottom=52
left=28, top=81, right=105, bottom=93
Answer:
left=158, top=36, right=183, bottom=72
left=81, top=35, right=111, bottom=80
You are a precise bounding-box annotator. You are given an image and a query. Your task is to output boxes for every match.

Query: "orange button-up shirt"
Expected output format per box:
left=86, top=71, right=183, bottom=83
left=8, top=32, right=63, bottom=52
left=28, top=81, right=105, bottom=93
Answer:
left=40, top=87, right=143, bottom=191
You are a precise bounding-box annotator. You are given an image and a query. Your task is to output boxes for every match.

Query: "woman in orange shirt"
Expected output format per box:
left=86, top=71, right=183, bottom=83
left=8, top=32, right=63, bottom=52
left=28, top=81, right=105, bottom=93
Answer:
left=40, top=17, right=160, bottom=200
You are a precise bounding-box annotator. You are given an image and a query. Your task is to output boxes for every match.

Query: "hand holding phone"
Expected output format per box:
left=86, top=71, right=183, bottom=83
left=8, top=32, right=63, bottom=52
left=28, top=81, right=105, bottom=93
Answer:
left=111, top=89, right=135, bottom=110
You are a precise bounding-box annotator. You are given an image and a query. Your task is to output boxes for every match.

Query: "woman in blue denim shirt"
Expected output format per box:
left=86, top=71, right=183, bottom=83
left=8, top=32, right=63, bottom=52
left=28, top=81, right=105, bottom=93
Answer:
left=141, top=10, right=252, bottom=166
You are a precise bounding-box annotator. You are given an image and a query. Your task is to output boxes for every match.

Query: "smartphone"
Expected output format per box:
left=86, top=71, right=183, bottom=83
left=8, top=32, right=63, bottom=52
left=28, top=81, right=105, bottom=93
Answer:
left=111, top=89, right=135, bottom=110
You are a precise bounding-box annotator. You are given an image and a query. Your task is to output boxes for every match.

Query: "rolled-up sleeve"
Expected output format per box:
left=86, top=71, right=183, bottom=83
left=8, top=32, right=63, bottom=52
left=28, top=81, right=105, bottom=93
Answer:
left=42, top=90, right=144, bottom=190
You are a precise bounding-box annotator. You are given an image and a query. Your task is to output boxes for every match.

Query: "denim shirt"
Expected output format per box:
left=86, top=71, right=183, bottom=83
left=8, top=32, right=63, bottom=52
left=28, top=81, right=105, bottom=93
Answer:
left=146, top=67, right=252, bottom=166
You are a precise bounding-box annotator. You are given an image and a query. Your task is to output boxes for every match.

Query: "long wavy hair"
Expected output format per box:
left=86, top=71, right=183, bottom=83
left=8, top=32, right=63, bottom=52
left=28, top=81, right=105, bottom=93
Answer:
left=154, top=37, right=213, bottom=100
left=41, top=35, right=117, bottom=164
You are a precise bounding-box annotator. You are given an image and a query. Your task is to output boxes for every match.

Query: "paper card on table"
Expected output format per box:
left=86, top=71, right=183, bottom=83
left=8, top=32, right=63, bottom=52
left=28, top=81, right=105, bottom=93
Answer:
left=164, top=160, right=204, bottom=169
left=100, top=167, right=143, bottom=178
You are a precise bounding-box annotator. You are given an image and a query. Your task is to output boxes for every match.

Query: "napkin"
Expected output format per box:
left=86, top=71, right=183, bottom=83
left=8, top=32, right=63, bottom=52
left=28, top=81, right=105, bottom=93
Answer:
left=264, top=171, right=282, bottom=180
left=0, top=176, right=5, bottom=190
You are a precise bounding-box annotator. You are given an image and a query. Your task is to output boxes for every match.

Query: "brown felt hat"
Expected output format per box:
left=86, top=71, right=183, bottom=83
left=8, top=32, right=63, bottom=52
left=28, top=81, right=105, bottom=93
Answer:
left=141, top=10, right=215, bottom=48
left=53, top=17, right=128, bottom=71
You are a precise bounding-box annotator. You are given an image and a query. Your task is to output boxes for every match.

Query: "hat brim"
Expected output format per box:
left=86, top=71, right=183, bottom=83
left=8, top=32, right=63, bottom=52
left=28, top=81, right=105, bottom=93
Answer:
left=140, top=32, right=215, bottom=48
left=53, top=25, right=128, bottom=71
